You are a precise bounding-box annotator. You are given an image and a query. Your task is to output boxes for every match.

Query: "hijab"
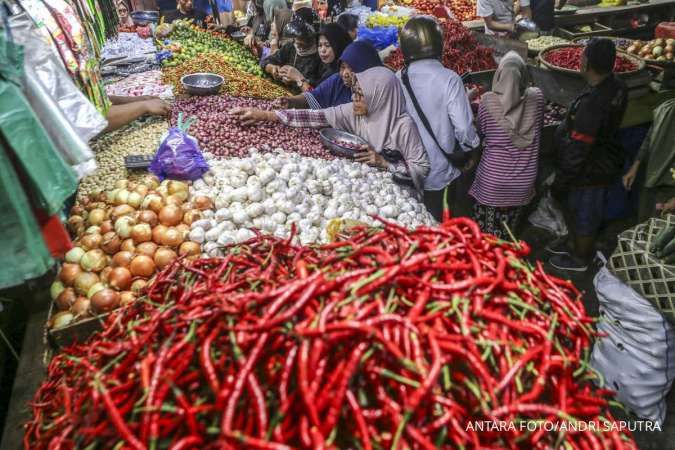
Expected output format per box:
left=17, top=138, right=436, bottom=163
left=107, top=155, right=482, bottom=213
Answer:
left=339, top=41, right=382, bottom=73
left=116, top=0, right=134, bottom=27
left=263, top=0, right=287, bottom=22
left=306, top=40, right=382, bottom=109
left=480, top=51, right=539, bottom=149
left=318, top=23, right=352, bottom=80
left=323, top=67, right=430, bottom=192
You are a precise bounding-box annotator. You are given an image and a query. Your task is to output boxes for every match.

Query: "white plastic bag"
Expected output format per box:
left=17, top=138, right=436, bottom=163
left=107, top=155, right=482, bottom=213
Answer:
left=528, top=174, right=568, bottom=236
left=590, top=266, right=675, bottom=425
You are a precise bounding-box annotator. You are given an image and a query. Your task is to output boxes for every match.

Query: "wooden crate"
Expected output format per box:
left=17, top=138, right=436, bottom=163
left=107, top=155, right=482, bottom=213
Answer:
left=46, top=301, right=109, bottom=350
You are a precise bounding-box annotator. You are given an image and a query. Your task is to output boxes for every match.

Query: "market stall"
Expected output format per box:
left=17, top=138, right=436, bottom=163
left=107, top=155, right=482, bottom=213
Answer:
left=2, top=0, right=675, bottom=447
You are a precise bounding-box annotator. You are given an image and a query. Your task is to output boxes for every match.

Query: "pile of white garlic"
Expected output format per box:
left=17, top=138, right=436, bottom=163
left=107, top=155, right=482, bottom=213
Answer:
left=188, top=149, right=436, bottom=256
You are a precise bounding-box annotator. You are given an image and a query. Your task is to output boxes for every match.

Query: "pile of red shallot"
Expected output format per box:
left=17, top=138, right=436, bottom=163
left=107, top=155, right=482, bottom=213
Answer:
left=50, top=176, right=207, bottom=329
left=170, top=95, right=332, bottom=159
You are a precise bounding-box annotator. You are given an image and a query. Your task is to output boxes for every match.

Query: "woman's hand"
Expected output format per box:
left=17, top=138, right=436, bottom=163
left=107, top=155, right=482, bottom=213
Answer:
left=143, top=99, right=171, bottom=116
left=243, top=33, right=255, bottom=49
left=622, top=160, right=640, bottom=190
left=656, top=197, right=675, bottom=214
left=354, top=145, right=388, bottom=169
left=229, top=107, right=275, bottom=126
left=266, top=64, right=281, bottom=79
left=280, top=66, right=303, bottom=84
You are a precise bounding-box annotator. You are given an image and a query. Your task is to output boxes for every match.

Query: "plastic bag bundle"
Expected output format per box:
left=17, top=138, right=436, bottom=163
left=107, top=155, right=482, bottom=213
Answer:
left=590, top=266, right=675, bottom=425
left=150, top=114, right=209, bottom=181
left=356, top=25, right=398, bottom=50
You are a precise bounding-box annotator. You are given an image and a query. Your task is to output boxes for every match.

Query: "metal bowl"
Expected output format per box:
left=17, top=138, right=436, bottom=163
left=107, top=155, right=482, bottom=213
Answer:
left=319, top=128, right=368, bottom=158
left=230, top=31, right=246, bottom=42
left=131, top=11, right=159, bottom=26
left=181, top=73, right=225, bottom=96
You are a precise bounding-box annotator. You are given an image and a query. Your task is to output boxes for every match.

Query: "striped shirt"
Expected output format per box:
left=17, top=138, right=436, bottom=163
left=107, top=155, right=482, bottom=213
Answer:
left=469, top=90, right=544, bottom=207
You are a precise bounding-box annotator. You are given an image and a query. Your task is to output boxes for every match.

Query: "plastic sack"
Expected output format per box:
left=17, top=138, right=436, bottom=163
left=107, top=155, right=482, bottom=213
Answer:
left=528, top=190, right=568, bottom=236
left=356, top=25, right=398, bottom=50
left=8, top=12, right=107, bottom=142
left=656, top=22, right=675, bottom=39
left=150, top=114, right=209, bottom=181
left=590, top=266, right=675, bottom=426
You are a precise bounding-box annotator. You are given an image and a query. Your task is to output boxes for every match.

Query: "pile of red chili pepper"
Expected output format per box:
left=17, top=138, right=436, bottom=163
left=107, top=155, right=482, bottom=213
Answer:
left=543, top=46, right=638, bottom=73
left=25, top=217, right=636, bottom=449
left=386, top=19, right=496, bottom=74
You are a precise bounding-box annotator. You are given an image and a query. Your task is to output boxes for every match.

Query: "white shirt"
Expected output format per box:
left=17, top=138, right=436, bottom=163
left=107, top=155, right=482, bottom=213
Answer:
left=477, top=0, right=530, bottom=35
left=396, top=59, right=480, bottom=191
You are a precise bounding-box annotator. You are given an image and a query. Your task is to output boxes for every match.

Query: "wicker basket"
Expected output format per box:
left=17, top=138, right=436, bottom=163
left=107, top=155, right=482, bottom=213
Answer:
left=608, top=215, right=675, bottom=324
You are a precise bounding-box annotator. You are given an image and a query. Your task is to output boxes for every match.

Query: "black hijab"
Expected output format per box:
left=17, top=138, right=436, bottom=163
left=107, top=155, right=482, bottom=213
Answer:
left=318, top=23, right=352, bottom=80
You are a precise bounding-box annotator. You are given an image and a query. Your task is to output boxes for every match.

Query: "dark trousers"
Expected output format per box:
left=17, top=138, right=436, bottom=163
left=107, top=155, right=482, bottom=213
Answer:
left=423, top=170, right=475, bottom=222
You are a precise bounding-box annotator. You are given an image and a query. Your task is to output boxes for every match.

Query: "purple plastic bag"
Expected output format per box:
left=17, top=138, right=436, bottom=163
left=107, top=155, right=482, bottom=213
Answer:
left=149, top=115, right=209, bottom=181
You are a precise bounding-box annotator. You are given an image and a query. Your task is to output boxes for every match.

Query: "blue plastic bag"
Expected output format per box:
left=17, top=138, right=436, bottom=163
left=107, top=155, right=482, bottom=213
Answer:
left=150, top=114, right=209, bottom=181
left=194, top=0, right=233, bottom=14
left=356, top=26, right=398, bottom=50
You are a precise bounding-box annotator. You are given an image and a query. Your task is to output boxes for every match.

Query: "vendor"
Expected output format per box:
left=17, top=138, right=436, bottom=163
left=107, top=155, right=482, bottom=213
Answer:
left=261, top=9, right=323, bottom=91
left=116, top=0, right=135, bottom=30
left=531, top=0, right=566, bottom=32
left=396, top=16, right=481, bottom=221
left=316, top=23, right=352, bottom=83
left=243, top=0, right=271, bottom=53
left=477, top=0, right=532, bottom=36
left=469, top=51, right=544, bottom=238
left=623, top=98, right=675, bottom=221
left=336, top=13, right=359, bottom=40
left=230, top=66, right=431, bottom=195
left=279, top=40, right=382, bottom=109
left=162, top=0, right=208, bottom=26
left=549, top=38, right=628, bottom=272
left=267, top=0, right=292, bottom=54
left=105, top=96, right=171, bottom=133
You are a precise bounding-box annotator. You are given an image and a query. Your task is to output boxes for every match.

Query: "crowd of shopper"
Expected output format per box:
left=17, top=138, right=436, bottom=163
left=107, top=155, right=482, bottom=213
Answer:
left=109, top=1, right=674, bottom=276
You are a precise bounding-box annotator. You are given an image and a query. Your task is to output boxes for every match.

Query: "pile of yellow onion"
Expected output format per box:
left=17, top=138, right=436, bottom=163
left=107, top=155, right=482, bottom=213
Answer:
left=49, top=176, right=211, bottom=330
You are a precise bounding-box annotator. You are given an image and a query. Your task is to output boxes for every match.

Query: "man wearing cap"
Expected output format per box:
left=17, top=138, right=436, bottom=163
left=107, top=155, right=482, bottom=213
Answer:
left=395, top=16, right=481, bottom=221
left=548, top=38, right=628, bottom=272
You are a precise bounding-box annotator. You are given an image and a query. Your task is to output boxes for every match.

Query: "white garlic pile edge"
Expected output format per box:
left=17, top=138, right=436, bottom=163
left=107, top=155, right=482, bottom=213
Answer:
left=189, top=148, right=436, bottom=257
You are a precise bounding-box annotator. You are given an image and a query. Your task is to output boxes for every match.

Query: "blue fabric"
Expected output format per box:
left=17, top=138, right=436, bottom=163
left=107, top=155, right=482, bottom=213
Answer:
left=568, top=187, right=608, bottom=235
left=307, top=73, right=352, bottom=109
left=193, top=0, right=232, bottom=14
left=339, top=41, right=383, bottom=73
left=356, top=26, right=398, bottom=50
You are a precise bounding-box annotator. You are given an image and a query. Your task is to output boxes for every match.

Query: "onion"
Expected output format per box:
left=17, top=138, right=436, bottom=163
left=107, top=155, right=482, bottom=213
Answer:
left=119, top=291, right=137, bottom=307
left=145, top=176, right=160, bottom=189
left=60, top=263, right=82, bottom=286
left=100, top=220, right=114, bottom=234
left=65, top=247, right=86, bottom=264
left=85, top=226, right=101, bottom=235
left=50, top=311, right=74, bottom=329
left=152, top=225, right=168, bottom=244
left=87, top=282, right=105, bottom=299
left=56, top=287, right=77, bottom=310
left=165, top=194, right=185, bottom=206
left=131, top=223, right=152, bottom=244
left=74, top=272, right=100, bottom=296
left=50, top=281, right=65, bottom=301
left=115, top=179, right=129, bottom=190
left=70, top=205, right=85, bottom=217
left=159, top=205, right=183, bottom=226
left=91, top=289, right=120, bottom=313
left=71, top=297, right=91, bottom=317
left=193, top=196, right=213, bottom=210
left=112, top=204, right=136, bottom=220
left=127, top=191, right=143, bottom=209
left=114, top=189, right=130, bottom=206
left=162, top=227, right=184, bottom=247
left=135, top=184, right=149, bottom=197
left=142, top=194, right=164, bottom=214
left=136, top=242, right=158, bottom=258
left=154, top=247, right=178, bottom=269
left=138, top=210, right=158, bottom=227
left=109, top=267, right=132, bottom=291
left=88, top=208, right=106, bottom=226
left=168, top=180, right=188, bottom=195
left=100, top=266, right=113, bottom=284
left=176, top=224, right=190, bottom=237
left=130, top=278, right=148, bottom=293
left=121, top=239, right=136, bottom=253
left=80, top=233, right=102, bottom=251
left=112, top=251, right=134, bottom=268
left=101, top=232, right=122, bottom=254
left=67, top=215, right=84, bottom=231
left=115, top=216, right=136, bottom=238
left=130, top=255, right=156, bottom=277
left=182, top=209, right=202, bottom=225
left=179, top=241, right=201, bottom=257
left=80, top=249, right=107, bottom=272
